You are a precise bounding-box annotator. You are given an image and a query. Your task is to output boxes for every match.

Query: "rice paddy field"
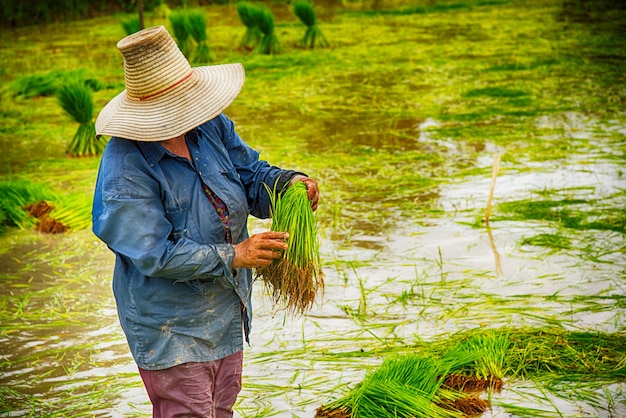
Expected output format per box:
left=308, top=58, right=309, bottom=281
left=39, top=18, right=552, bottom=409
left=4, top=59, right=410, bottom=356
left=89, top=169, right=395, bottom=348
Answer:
left=0, top=0, right=625, bottom=416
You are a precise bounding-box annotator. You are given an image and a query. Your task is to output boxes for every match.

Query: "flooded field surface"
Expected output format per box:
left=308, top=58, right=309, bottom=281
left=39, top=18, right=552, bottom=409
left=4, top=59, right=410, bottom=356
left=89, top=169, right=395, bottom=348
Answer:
left=1, top=0, right=624, bottom=416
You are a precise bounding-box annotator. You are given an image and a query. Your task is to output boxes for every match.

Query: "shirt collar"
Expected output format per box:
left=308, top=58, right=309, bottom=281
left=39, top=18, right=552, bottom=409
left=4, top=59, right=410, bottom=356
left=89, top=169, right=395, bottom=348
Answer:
left=137, top=141, right=167, bottom=166
left=135, top=128, right=200, bottom=166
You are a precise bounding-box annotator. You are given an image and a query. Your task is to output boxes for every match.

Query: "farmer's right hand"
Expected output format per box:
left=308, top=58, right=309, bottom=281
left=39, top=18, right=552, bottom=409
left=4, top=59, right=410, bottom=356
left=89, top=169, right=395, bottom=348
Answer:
left=232, top=231, right=289, bottom=269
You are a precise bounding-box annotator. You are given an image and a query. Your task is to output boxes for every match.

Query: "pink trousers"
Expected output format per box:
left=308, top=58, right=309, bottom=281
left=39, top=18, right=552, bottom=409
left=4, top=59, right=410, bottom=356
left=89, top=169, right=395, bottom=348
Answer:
left=138, top=351, right=243, bottom=418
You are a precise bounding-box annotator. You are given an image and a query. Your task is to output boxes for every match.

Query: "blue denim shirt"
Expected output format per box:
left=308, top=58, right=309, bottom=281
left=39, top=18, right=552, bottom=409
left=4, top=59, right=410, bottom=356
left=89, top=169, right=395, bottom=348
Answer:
left=92, top=114, right=298, bottom=370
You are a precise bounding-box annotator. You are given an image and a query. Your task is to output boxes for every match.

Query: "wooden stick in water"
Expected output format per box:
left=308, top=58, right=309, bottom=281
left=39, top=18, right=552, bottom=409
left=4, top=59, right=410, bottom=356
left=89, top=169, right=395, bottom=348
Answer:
left=485, top=154, right=501, bottom=226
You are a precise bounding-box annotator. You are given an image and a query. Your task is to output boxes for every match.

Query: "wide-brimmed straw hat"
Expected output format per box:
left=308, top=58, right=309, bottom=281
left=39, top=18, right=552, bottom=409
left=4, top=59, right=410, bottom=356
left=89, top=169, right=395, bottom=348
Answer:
left=96, top=25, right=245, bottom=142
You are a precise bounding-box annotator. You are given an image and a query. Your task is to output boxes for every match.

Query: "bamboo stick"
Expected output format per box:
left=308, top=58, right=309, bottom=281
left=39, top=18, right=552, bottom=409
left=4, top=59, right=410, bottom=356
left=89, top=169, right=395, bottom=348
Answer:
left=485, top=154, right=501, bottom=226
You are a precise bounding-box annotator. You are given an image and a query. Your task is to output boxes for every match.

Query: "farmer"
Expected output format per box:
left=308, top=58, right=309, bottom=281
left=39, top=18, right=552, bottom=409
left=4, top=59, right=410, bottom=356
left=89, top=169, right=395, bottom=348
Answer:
left=91, top=25, right=319, bottom=417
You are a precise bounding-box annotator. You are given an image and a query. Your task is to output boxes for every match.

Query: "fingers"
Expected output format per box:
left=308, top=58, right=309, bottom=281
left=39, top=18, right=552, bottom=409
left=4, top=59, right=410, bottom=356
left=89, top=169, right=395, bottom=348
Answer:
left=289, top=175, right=320, bottom=211
left=258, top=231, right=290, bottom=243
left=301, top=177, right=320, bottom=211
left=232, top=232, right=289, bottom=269
left=255, top=248, right=282, bottom=265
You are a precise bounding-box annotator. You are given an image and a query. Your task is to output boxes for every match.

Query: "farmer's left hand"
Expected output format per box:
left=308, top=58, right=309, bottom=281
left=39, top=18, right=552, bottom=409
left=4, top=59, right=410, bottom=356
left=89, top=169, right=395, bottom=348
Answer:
left=291, top=175, right=319, bottom=211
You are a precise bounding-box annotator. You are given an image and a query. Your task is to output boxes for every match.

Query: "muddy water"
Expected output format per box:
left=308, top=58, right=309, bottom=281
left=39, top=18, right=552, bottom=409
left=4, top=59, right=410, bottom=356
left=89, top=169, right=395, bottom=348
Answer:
left=1, top=113, right=624, bottom=417
left=0, top=127, right=626, bottom=417
left=238, top=143, right=625, bottom=417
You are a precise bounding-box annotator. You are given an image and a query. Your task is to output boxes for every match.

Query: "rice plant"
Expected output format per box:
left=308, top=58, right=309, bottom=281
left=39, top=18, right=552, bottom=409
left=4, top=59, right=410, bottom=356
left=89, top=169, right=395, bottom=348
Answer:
left=9, top=72, right=58, bottom=98
left=505, top=328, right=626, bottom=381
left=0, top=181, right=89, bottom=234
left=255, top=5, right=281, bottom=55
left=256, top=181, right=323, bottom=315
left=318, top=353, right=484, bottom=418
left=9, top=69, right=105, bottom=98
left=49, top=193, right=92, bottom=231
left=0, top=180, right=54, bottom=230
left=57, top=80, right=106, bottom=157
left=169, top=10, right=193, bottom=58
left=441, top=329, right=509, bottom=396
left=451, top=329, right=510, bottom=380
left=293, top=0, right=329, bottom=48
left=317, top=327, right=626, bottom=417
left=236, top=2, right=263, bottom=50
left=121, top=16, right=141, bottom=35
left=187, top=9, right=214, bottom=63
left=152, top=0, right=171, bottom=19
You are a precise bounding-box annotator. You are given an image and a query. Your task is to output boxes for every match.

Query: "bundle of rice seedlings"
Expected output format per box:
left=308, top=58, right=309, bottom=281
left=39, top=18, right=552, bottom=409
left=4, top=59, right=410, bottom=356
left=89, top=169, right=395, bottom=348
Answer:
left=441, top=329, right=509, bottom=394
left=169, top=11, right=193, bottom=58
left=9, top=69, right=105, bottom=98
left=462, top=329, right=509, bottom=381
left=318, top=353, right=484, bottom=418
left=236, top=2, right=263, bottom=50
left=0, top=180, right=55, bottom=230
left=293, top=0, right=329, bottom=48
left=187, top=9, right=214, bottom=63
left=317, top=326, right=626, bottom=417
left=152, top=0, right=171, bottom=19
left=57, top=80, right=106, bottom=157
left=9, top=72, right=57, bottom=98
left=256, top=181, right=323, bottom=315
left=0, top=180, right=92, bottom=234
left=256, top=6, right=281, bottom=55
left=505, top=328, right=626, bottom=381
left=121, top=16, right=141, bottom=35
left=48, top=193, right=92, bottom=231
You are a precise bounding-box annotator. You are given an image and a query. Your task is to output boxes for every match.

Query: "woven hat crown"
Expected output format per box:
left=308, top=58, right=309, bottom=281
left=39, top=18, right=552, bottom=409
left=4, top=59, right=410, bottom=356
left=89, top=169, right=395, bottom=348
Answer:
left=118, top=25, right=192, bottom=101
left=95, top=25, right=245, bottom=141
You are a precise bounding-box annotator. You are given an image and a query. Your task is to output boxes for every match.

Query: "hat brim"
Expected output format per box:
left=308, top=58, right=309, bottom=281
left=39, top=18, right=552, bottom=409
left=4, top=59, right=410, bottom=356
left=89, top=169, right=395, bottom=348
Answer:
left=96, top=63, right=245, bottom=142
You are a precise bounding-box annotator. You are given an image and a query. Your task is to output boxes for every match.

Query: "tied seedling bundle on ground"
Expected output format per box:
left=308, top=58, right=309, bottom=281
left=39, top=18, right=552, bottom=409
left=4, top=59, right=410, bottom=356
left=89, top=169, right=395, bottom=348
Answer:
left=169, top=11, right=193, bottom=58
left=169, top=9, right=213, bottom=63
left=316, top=327, right=626, bottom=418
left=256, top=181, right=323, bottom=315
left=57, top=80, right=106, bottom=157
left=316, top=331, right=506, bottom=418
left=187, top=9, right=214, bottom=64
left=121, top=16, right=140, bottom=35
left=235, top=2, right=280, bottom=54
left=0, top=180, right=92, bottom=234
left=293, top=0, right=329, bottom=48
left=236, top=2, right=263, bottom=50
left=256, top=5, right=281, bottom=55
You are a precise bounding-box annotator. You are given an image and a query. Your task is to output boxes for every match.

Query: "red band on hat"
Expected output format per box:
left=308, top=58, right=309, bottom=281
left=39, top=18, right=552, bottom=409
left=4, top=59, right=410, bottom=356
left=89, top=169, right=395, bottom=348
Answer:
left=140, top=71, right=193, bottom=101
